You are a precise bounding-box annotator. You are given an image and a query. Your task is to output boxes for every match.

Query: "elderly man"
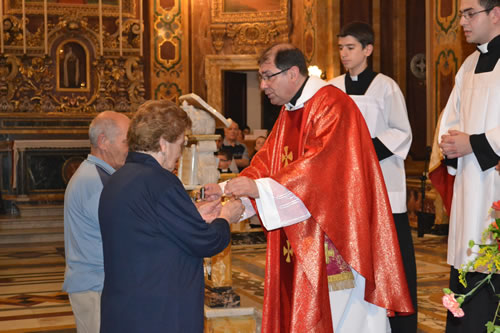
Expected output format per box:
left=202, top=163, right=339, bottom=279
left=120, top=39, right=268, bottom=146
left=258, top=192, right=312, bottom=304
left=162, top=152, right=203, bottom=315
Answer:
left=221, top=121, right=249, bottom=172
left=207, top=44, right=413, bottom=333
left=63, top=111, right=130, bottom=333
left=438, top=1, right=500, bottom=331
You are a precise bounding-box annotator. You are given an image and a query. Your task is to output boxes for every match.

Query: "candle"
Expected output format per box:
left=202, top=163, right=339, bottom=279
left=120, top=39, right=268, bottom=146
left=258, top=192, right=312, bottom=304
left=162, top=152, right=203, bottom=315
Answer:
left=0, top=0, right=4, bottom=53
left=139, top=0, right=143, bottom=57
left=119, top=0, right=122, bottom=56
left=99, top=0, right=103, bottom=56
left=22, top=0, right=26, bottom=54
left=44, top=0, right=47, bottom=54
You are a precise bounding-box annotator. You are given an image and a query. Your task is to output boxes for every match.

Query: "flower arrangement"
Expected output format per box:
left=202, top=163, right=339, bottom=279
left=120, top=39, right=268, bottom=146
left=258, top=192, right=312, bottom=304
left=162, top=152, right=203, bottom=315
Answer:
left=442, top=200, right=500, bottom=332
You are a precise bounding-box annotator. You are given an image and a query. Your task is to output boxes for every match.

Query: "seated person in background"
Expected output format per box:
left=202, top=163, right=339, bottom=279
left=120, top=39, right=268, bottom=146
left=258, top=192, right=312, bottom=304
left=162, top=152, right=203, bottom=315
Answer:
left=215, top=128, right=225, bottom=151
left=222, top=121, right=249, bottom=172
left=98, top=100, right=244, bottom=333
left=243, top=125, right=251, bottom=137
left=216, top=149, right=235, bottom=174
left=250, top=136, right=267, bottom=162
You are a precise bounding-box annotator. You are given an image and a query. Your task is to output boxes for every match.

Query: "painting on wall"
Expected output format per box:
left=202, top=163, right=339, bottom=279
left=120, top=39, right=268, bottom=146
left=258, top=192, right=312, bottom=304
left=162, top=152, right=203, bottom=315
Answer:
left=212, top=0, right=287, bottom=23
left=223, top=0, right=280, bottom=12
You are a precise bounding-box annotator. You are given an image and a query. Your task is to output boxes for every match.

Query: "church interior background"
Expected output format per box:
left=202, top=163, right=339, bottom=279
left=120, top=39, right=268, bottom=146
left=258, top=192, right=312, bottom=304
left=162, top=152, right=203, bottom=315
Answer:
left=0, top=0, right=474, bottom=332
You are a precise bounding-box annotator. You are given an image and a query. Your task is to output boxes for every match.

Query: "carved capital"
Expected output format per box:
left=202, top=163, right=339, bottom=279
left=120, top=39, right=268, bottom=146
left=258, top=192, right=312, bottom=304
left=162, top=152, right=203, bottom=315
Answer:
left=210, top=24, right=227, bottom=53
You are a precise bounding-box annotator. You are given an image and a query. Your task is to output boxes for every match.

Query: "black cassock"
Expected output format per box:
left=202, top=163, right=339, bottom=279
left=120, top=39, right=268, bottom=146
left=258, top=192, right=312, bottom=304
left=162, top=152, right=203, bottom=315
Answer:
left=99, top=152, right=230, bottom=333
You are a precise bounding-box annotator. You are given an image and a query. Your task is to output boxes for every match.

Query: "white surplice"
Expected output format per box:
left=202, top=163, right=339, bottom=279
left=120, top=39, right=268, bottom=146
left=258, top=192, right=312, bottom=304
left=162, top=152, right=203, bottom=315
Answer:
left=329, top=73, right=412, bottom=213
left=438, top=45, right=500, bottom=269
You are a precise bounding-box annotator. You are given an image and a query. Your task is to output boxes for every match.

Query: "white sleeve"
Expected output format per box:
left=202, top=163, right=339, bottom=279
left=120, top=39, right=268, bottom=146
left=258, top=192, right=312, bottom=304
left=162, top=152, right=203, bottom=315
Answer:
left=438, top=70, right=463, bottom=176
left=376, top=83, right=412, bottom=159
left=254, top=178, right=311, bottom=230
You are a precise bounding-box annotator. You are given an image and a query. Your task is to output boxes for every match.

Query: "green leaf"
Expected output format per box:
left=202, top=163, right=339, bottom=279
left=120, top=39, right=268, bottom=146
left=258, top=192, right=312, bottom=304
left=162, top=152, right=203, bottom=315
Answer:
left=443, top=288, right=452, bottom=294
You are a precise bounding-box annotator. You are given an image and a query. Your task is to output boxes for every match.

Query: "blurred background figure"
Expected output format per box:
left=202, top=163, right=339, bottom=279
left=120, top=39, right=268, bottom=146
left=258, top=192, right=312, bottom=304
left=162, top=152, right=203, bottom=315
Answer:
left=250, top=136, right=266, bottom=162
left=216, top=149, right=234, bottom=174
left=222, top=121, right=249, bottom=172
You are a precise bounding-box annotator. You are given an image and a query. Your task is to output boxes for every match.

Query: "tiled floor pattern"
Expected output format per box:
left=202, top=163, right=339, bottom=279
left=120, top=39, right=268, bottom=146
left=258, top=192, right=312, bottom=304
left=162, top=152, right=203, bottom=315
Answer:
left=0, top=233, right=449, bottom=332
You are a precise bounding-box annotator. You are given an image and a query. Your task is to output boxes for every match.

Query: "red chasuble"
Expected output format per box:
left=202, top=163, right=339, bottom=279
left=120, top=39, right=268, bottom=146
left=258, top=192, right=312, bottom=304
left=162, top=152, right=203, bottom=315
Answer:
left=241, top=85, right=414, bottom=333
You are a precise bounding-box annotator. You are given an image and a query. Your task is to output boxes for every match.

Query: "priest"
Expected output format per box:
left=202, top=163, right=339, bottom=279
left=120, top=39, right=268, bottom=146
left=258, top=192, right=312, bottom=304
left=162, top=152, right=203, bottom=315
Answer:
left=207, top=43, right=414, bottom=332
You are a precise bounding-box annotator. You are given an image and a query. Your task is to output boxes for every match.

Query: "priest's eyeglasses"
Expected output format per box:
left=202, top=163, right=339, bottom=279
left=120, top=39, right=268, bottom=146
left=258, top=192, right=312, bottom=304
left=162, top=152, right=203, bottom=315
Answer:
left=458, top=7, right=493, bottom=20
left=258, top=68, right=291, bottom=82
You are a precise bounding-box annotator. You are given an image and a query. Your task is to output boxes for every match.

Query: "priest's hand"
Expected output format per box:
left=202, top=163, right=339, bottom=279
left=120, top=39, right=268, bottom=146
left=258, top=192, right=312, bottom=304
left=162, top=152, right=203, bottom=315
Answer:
left=225, top=176, right=259, bottom=198
left=195, top=199, right=222, bottom=223
left=439, top=130, right=472, bottom=159
left=203, top=183, right=223, bottom=201
left=219, top=198, right=245, bottom=224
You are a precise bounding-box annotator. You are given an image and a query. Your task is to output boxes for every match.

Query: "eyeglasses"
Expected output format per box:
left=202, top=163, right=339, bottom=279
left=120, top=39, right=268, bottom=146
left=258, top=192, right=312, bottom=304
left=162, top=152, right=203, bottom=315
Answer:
left=458, top=7, right=493, bottom=20
left=258, top=68, right=291, bottom=82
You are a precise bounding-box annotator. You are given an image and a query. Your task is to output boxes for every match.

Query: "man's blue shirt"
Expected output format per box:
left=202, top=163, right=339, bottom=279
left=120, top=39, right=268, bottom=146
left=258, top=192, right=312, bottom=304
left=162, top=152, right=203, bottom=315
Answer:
left=62, top=154, right=115, bottom=293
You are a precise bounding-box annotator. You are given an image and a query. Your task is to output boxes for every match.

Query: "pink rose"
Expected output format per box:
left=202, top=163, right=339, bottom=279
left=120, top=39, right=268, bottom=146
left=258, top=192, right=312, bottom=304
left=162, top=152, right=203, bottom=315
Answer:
left=442, top=294, right=465, bottom=318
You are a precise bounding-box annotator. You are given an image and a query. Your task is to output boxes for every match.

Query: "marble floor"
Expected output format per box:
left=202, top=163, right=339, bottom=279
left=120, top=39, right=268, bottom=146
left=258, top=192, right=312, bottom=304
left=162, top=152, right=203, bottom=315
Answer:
left=0, top=232, right=450, bottom=333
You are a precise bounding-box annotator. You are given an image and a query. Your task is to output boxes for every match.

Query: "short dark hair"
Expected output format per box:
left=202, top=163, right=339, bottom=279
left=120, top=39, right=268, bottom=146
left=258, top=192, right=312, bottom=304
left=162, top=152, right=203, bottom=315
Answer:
left=259, top=44, right=309, bottom=77
left=479, top=0, right=500, bottom=9
left=338, top=22, right=374, bottom=48
left=216, top=149, right=232, bottom=160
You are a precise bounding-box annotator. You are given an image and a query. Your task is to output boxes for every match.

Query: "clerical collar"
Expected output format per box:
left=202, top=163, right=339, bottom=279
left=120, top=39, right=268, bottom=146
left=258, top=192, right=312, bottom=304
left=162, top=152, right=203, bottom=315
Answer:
left=288, top=76, right=309, bottom=106
left=345, top=68, right=378, bottom=95
left=475, top=34, right=500, bottom=74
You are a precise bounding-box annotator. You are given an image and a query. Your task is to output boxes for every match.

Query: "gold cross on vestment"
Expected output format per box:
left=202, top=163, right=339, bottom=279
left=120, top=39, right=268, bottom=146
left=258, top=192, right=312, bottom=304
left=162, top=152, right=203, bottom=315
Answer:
left=283, top=240, right=294, bottom=263
left=281, top=146, right=293, bottom=167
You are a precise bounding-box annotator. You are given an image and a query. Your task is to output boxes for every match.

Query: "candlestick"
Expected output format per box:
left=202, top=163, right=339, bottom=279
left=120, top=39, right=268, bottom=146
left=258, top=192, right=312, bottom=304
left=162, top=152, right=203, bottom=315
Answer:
left=139, top=0, right=143, bottom=57
left=99, top=0, right=103, bottom=56
left=119, top=0, right=122, bottom=57
left=44, top=0, right=47, bottom=54
left=22, top=0, right=26, bottom=54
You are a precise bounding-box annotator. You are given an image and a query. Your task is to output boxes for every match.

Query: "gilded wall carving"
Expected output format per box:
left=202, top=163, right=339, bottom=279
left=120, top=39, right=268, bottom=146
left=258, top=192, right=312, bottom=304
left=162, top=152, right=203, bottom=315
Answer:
left=0, top=1, right=144, bottom=114
left=150, top=0, right=189, bottom=103
left=209, top=0, right=290, bottom=55
left=427, top=0, right=472, bottom=131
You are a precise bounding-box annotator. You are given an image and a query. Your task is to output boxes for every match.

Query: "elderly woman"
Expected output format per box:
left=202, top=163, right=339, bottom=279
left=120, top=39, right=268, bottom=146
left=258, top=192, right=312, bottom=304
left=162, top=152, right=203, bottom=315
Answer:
left=98, top=100, right=244, bottom=333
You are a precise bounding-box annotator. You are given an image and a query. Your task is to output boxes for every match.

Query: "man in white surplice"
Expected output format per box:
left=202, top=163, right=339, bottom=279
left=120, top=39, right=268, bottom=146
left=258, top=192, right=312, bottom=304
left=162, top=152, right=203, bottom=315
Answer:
left=438, top=0, right=500, bottom=332
left=329, top=22, right=416, bottom=333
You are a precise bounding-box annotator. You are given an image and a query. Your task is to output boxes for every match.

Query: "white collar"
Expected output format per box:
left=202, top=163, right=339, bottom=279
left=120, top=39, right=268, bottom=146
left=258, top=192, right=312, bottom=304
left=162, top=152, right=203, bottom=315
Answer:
left=284, top=76, right=329, bottom=111
left=477, top=42, right=488, bottom=54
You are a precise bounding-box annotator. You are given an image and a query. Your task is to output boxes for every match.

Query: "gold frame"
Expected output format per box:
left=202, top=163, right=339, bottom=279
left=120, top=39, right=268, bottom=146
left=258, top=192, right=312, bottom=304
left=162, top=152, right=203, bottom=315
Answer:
left=5, top=0, right=136, bottom=17
left=56, top=40, right=91, bottom=93
left=211, top=0, right=288, bottom=23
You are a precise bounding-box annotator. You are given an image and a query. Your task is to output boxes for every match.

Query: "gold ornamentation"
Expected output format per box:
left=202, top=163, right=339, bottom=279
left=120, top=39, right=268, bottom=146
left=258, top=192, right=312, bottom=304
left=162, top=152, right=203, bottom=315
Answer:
left=210, top=24, right=226, bottom=53
left=4, top=0, right=136, bottom=18
left=226, top=21, right=288, bottom=54
left=210, top=0, right=289, bottom=54
left=283, top=240, right=293, bottom=263
left=281, top=146, right=293, bottom=167
left=211, top=0, right=288, bottom=24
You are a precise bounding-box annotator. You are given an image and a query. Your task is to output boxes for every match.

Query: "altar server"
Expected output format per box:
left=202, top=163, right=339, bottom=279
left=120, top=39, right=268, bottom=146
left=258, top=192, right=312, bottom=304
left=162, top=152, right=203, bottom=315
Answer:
left=329, top=22, right=416, bottom=333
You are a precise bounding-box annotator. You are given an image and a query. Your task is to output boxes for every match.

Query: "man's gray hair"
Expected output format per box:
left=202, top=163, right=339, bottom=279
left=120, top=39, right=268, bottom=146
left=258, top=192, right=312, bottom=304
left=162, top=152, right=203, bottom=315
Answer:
left=88, top=112, right=121, bottom=146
